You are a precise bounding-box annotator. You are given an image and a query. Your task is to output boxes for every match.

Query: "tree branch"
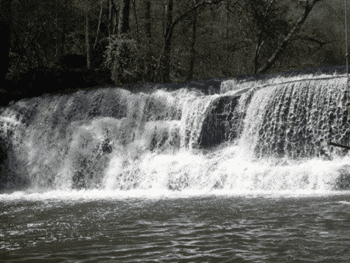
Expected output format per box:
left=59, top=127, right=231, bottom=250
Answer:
left=170, top=0, right=224, bottom=37
left=257, top=0, right=322, bottom=74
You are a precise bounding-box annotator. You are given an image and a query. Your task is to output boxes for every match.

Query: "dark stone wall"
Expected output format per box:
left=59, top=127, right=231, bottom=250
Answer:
left=199, top=95, right=241, bottom=148
left=0, top=137, right=9, bottom=190
left=0, top=136, right=28, bottom=191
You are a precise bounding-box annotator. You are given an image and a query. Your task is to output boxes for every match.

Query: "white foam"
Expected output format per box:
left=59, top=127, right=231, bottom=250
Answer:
left=338, top=200, right=350, bottom=205
left=2, top=83, right=350, bottom=195
left=1, top=187, right=350, bottom=202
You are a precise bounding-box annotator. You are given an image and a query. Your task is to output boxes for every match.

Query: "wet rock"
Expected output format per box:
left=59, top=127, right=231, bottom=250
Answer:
left=72, top=171, right=86, bottom=190
left=168, top=174, right=189, bottom=191
left=0, top=137, right=29, bottom=191
left=199, top=95, right=241, bottom=148
left=334, top=165, right=350, bottom=190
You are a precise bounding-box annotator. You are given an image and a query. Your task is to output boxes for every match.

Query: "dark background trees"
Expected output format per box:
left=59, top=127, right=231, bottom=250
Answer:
left=0, top=0, right=348, bottom=93
left=0, top=0, right=13, bottom=83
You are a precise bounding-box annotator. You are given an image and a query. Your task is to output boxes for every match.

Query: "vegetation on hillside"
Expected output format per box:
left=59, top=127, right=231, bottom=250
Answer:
left=0, top=0, right=348, bottom=105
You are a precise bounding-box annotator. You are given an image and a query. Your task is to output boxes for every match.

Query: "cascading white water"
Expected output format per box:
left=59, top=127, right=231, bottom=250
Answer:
left=237, top=77, right=349, bottom=159
left=1, top=76, right=350, bottom=192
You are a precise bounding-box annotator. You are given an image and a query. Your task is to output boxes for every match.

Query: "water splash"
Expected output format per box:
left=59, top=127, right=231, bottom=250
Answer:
left=1, top=77, right=350, bottom=193
left=237, top=77, right=349, bottom=159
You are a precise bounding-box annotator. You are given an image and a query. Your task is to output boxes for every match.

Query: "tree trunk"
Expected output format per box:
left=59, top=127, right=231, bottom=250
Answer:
left=112, top=0, right=130, bottom=83
left=145, top=0, right=151, bottom=40
left=85, top=12, right=90, bottom=69
left=93, top=2, right=103, bottom=49
left=132, top=0, right=139, bottom=42
left=108, top=0, right=112, bottom=40
left=156, top=0, right=223, bottom=82
left=187, top=0, right=197, bottom=81
left=145, top=0, right=152, bottom=80
left=112, top=1, right=118, bottom=35
left=162, top=0, right=173, bottom=83
left=257, top=0, right=322, bottom=74
left=118, top=0, right=130, bottom=36
left=59, top=0, right=69, bottom=58
left=253, top=37, right=264, bottom=74
left=251, top=0, right=275, bottom=74
left=0, top=0, right=13, bottom=82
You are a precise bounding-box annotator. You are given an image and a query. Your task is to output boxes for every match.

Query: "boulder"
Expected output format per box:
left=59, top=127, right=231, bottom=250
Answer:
left=199, top=95, right=241, bottom=148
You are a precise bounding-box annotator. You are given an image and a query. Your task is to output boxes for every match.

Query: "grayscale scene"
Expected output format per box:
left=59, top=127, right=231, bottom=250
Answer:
left=1, top=0, right=350, bottom=262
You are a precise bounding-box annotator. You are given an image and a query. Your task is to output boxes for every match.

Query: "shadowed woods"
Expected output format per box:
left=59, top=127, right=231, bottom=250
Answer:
left=1, top=54, right=113, bottom=106
left=1, top=63, right=348, bottom=107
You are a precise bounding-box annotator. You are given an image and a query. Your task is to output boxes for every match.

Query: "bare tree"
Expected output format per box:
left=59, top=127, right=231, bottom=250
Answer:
left=73, top=0, right=102, bottom=68
left=118, top=0, right=130, bottom=36
left=144, top=0, right=152, bottom=80
left=85, top=11, right=90, bottom=68
left=0, top=0, right=13, bottom=82
left=156, top=0, right=224, bottom=82
left=93, top=2, right=103, bottom=49
left=111, top=0, right=130, bottom=83
left=162, top=0, right=173, bottom=82
left=258, top=0, right=322, bottom=74
left=59, top=0, right=69, bottom=58
left=187, top=0, right=197, bottom=80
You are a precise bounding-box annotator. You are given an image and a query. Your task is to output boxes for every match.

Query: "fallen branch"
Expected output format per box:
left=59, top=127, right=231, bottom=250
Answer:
left=328, top=141, right=350, bottom=150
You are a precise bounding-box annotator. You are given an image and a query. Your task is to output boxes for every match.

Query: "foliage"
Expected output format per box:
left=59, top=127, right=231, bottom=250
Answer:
left=103, top=34, right=142, bottom=83
left=3, top=0, right=348, bottom=88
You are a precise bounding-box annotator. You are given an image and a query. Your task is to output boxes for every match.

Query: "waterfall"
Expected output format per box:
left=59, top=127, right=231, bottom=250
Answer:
left=1, top=76, right=350, bottom=192
left=237, top=77, right=349, bottom=159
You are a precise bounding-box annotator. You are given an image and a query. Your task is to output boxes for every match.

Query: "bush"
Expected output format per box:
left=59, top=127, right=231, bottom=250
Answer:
left=103, top=34, right=144, bottom=84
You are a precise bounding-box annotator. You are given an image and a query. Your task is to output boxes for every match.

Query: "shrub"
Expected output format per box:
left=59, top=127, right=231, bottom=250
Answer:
left=103, top=34, right=144, bottom=84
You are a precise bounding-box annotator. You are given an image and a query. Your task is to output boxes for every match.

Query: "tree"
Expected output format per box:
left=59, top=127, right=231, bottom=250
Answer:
left=0, top=0, right=13, bottom=82
left=287, top=0, right=343, bottom=68
left=139, top=0, right=152, bottom=81
left=187, top=0, right=197, bottom=80
left=226, top=0, right=290, bottom=74
left=246, top=0, right=290, bottom=73
left=258, top=0, right=322, bottom=74
left=73, top=0, right=103, bottom=68
left=156, top=0, right=224, bottom=82
left=162, top=0, right=173, bottom=83
left=118, top=0, right=130, bottom=35
left=58, top=0, right=69, bottom=58
left=2, top=0, right=334, bottom=90
left=110, top=0, right=131, bottom=83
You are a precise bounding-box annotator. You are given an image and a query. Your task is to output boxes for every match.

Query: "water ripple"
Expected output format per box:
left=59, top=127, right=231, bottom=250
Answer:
left=2, top=195, right=350, bottom=262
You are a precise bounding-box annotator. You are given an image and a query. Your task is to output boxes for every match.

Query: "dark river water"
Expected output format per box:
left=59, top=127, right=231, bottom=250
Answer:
left=1, top=191, right=350, bottom=262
